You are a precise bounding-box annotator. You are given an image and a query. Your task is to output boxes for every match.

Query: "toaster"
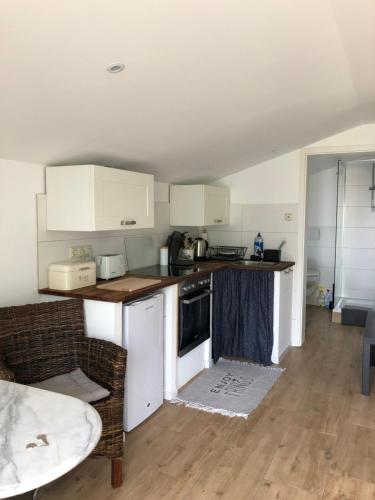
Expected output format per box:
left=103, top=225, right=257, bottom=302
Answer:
left=96, top=254, right=126, bottom=280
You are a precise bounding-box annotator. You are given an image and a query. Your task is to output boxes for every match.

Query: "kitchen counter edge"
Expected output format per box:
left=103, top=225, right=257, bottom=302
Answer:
left=39, top=261, right=295, bottom=303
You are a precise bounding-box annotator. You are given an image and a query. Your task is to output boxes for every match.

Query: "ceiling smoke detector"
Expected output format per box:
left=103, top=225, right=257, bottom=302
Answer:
left=107, top=63, right=125, bottom=74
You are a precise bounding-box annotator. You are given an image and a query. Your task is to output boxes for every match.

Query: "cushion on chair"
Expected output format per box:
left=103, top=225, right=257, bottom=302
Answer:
left=30, top=368, right=110, bottom=403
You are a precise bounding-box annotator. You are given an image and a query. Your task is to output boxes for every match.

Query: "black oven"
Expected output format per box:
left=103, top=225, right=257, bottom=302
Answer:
left=178, top=275, right=211, bottom=357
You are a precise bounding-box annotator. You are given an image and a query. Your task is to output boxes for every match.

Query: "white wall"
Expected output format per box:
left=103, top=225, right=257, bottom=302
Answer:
left=0, top=159, right=44, bottom=306
left=215, top=151, right=300, bottom=204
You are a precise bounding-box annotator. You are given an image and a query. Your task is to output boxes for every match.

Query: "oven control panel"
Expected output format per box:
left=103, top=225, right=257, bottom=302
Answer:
left=181, top=283, right=197, bottom=293
left=180, top=275, right=211, bottom=296
left=197, top=278, right=210, bottom=287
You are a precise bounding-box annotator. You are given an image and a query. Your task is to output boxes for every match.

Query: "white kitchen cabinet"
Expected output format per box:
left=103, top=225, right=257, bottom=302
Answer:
left=46, top=165, right=154, bottom=231
left=170, top=184, right=230, bottom=226
left=272, top=267, right=293, bottom=363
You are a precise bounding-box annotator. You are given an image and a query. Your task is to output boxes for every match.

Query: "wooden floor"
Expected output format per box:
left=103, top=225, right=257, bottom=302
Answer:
left=17, top=307, right=375, bottom=499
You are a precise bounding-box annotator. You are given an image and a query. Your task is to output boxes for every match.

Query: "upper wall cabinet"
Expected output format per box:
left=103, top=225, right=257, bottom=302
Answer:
left=170, top=185, right=230, bottom=226
left=46, top=165, right=154, bottom=231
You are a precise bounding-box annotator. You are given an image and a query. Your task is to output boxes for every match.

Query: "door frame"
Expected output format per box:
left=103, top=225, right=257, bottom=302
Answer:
left=296, top=144, right=375, bottom=345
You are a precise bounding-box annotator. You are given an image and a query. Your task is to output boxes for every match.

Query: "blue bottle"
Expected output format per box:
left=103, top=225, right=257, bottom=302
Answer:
left=254, top=232, right=264, bottom=257
left=324, top=289, right=332, bottom=309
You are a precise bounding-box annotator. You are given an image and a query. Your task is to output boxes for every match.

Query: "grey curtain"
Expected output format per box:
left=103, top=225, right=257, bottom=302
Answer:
left=212, top=269, right=274, bottom=365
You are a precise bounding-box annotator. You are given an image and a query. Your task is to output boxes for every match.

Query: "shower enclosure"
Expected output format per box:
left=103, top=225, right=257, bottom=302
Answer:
left=333, top=160, right=375, bottom=311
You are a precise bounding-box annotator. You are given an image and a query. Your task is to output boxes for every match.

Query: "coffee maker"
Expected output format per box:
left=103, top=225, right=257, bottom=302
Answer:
left=167, top=231, right=193, bottom=267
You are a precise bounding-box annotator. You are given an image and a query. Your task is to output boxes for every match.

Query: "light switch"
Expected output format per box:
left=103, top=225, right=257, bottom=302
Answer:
left=284, top=213, right=293, bottom=222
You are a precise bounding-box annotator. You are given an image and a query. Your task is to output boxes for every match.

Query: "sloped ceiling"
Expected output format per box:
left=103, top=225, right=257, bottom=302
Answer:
left=1, top=0, right=375, bottom=182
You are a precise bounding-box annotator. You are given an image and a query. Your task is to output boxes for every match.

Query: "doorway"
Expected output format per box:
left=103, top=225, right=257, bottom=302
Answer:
left=304, top=151, right=375, bottom=325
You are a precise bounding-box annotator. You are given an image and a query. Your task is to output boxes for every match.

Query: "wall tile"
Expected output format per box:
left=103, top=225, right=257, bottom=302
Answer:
left=154, top=182, right=169, bottom=203
left=342, top=248, right=375, bottom=271
left=307, top=166, right=337, bottom=227
left=307, top=247, right=335, bottom=269
left=207, top=231, right=242, bottom=247
left=312, top=267, right=334, bottom=288
left=335, top=267, right=343, bottom=299
left=340, top=289, right=375, bottom=302
left=345, top=185, right=373, bottom=207
left=211, top=204, right=243, bottom=232
left=38, top=199, right=173, bottom=287
left=154, top=202, right=170, bottom=233
left=241, top=231, right=257, bottom=256
left=38, top=238, right=101, bottom=288
left=151, top=233, right=171, bottom=258
left=342, top=269, right=375, bottom=295
left=306, top=226, right=336, bottom=248
left=342, top=227, right=375, bottom=249
left=98, top=236, right=126, bottom=257
left=307, top=226, right=320, bottom=241
left=345, top=163, right=373, bottom=186
left=241, top=231, right=298, bottom=261
left=336, top=206, right=344, bottom=227
left=335, top=225, right=345, bottom=248
left=343, top=206, right=375, bottom=228
left=242, top=204, right=298, bottom=233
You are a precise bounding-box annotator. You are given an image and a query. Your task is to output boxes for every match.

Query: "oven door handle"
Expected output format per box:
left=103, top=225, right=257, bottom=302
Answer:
left=181, top=290, right=212, bottom=304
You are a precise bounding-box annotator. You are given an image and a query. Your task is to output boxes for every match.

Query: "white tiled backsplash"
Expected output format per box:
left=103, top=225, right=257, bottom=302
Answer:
left=37, top=194, right=197, bottom=289
left=38, top=197, right=298, bottom=312
left=205, top=203, right=299, bottom=262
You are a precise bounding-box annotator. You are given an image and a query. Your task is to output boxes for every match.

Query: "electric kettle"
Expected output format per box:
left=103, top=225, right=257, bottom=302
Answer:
left=194, top=238, right=208, bottom=260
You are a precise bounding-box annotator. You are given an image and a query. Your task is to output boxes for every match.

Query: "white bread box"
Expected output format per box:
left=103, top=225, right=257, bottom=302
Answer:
left=49, top=261, right=96, bottom=290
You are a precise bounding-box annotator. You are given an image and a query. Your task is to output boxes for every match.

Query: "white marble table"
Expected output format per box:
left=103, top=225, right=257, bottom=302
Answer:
left=0, top=380, right=102, bottom=498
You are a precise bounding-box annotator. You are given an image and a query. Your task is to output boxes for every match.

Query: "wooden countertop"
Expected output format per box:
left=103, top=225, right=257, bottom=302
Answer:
left=39, top=260, right=295, bottom=303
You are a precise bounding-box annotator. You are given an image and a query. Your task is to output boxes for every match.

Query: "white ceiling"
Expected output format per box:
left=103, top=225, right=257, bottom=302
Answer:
left=1, top=0, right=375, bottom=182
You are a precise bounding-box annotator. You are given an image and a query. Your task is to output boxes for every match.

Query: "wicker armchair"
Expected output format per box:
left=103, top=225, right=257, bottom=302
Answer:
left=0, top=299, right=127, bottom=488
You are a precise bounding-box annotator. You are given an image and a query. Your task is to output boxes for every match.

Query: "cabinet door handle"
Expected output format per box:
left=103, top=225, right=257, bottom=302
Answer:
left=121, top=220, right=137, bottom=226
left=214, top=218, right=223, bottom=223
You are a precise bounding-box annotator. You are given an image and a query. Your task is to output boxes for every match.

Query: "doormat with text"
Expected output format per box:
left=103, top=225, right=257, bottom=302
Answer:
left=172, top=359, right=284, bottom=418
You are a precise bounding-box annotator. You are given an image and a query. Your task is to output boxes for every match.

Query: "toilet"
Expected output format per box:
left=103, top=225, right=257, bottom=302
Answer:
left=306, top=269, right=320, bottom=297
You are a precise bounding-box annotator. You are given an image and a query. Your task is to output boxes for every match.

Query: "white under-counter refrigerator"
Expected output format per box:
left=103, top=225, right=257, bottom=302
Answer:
left=123, top=293, right=164, bottom=431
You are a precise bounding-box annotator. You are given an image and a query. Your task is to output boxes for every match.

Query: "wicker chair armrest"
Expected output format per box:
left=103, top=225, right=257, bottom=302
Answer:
left=0, top=357, right=15, bottom=382
left=77, top=338, right=127, bottom=397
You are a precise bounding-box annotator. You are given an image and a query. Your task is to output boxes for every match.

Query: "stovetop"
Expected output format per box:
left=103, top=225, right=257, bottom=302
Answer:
left=128, top=264, right=202, bottom=278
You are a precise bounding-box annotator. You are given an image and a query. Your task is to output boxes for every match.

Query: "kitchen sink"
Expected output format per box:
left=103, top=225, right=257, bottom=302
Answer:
left=233, top=260, right=278, bottom=266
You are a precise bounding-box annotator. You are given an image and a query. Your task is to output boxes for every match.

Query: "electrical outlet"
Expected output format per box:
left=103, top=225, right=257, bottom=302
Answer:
left=69, top=245, right=93, bottom=259
left=284, top=213, right=293, bottom=222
